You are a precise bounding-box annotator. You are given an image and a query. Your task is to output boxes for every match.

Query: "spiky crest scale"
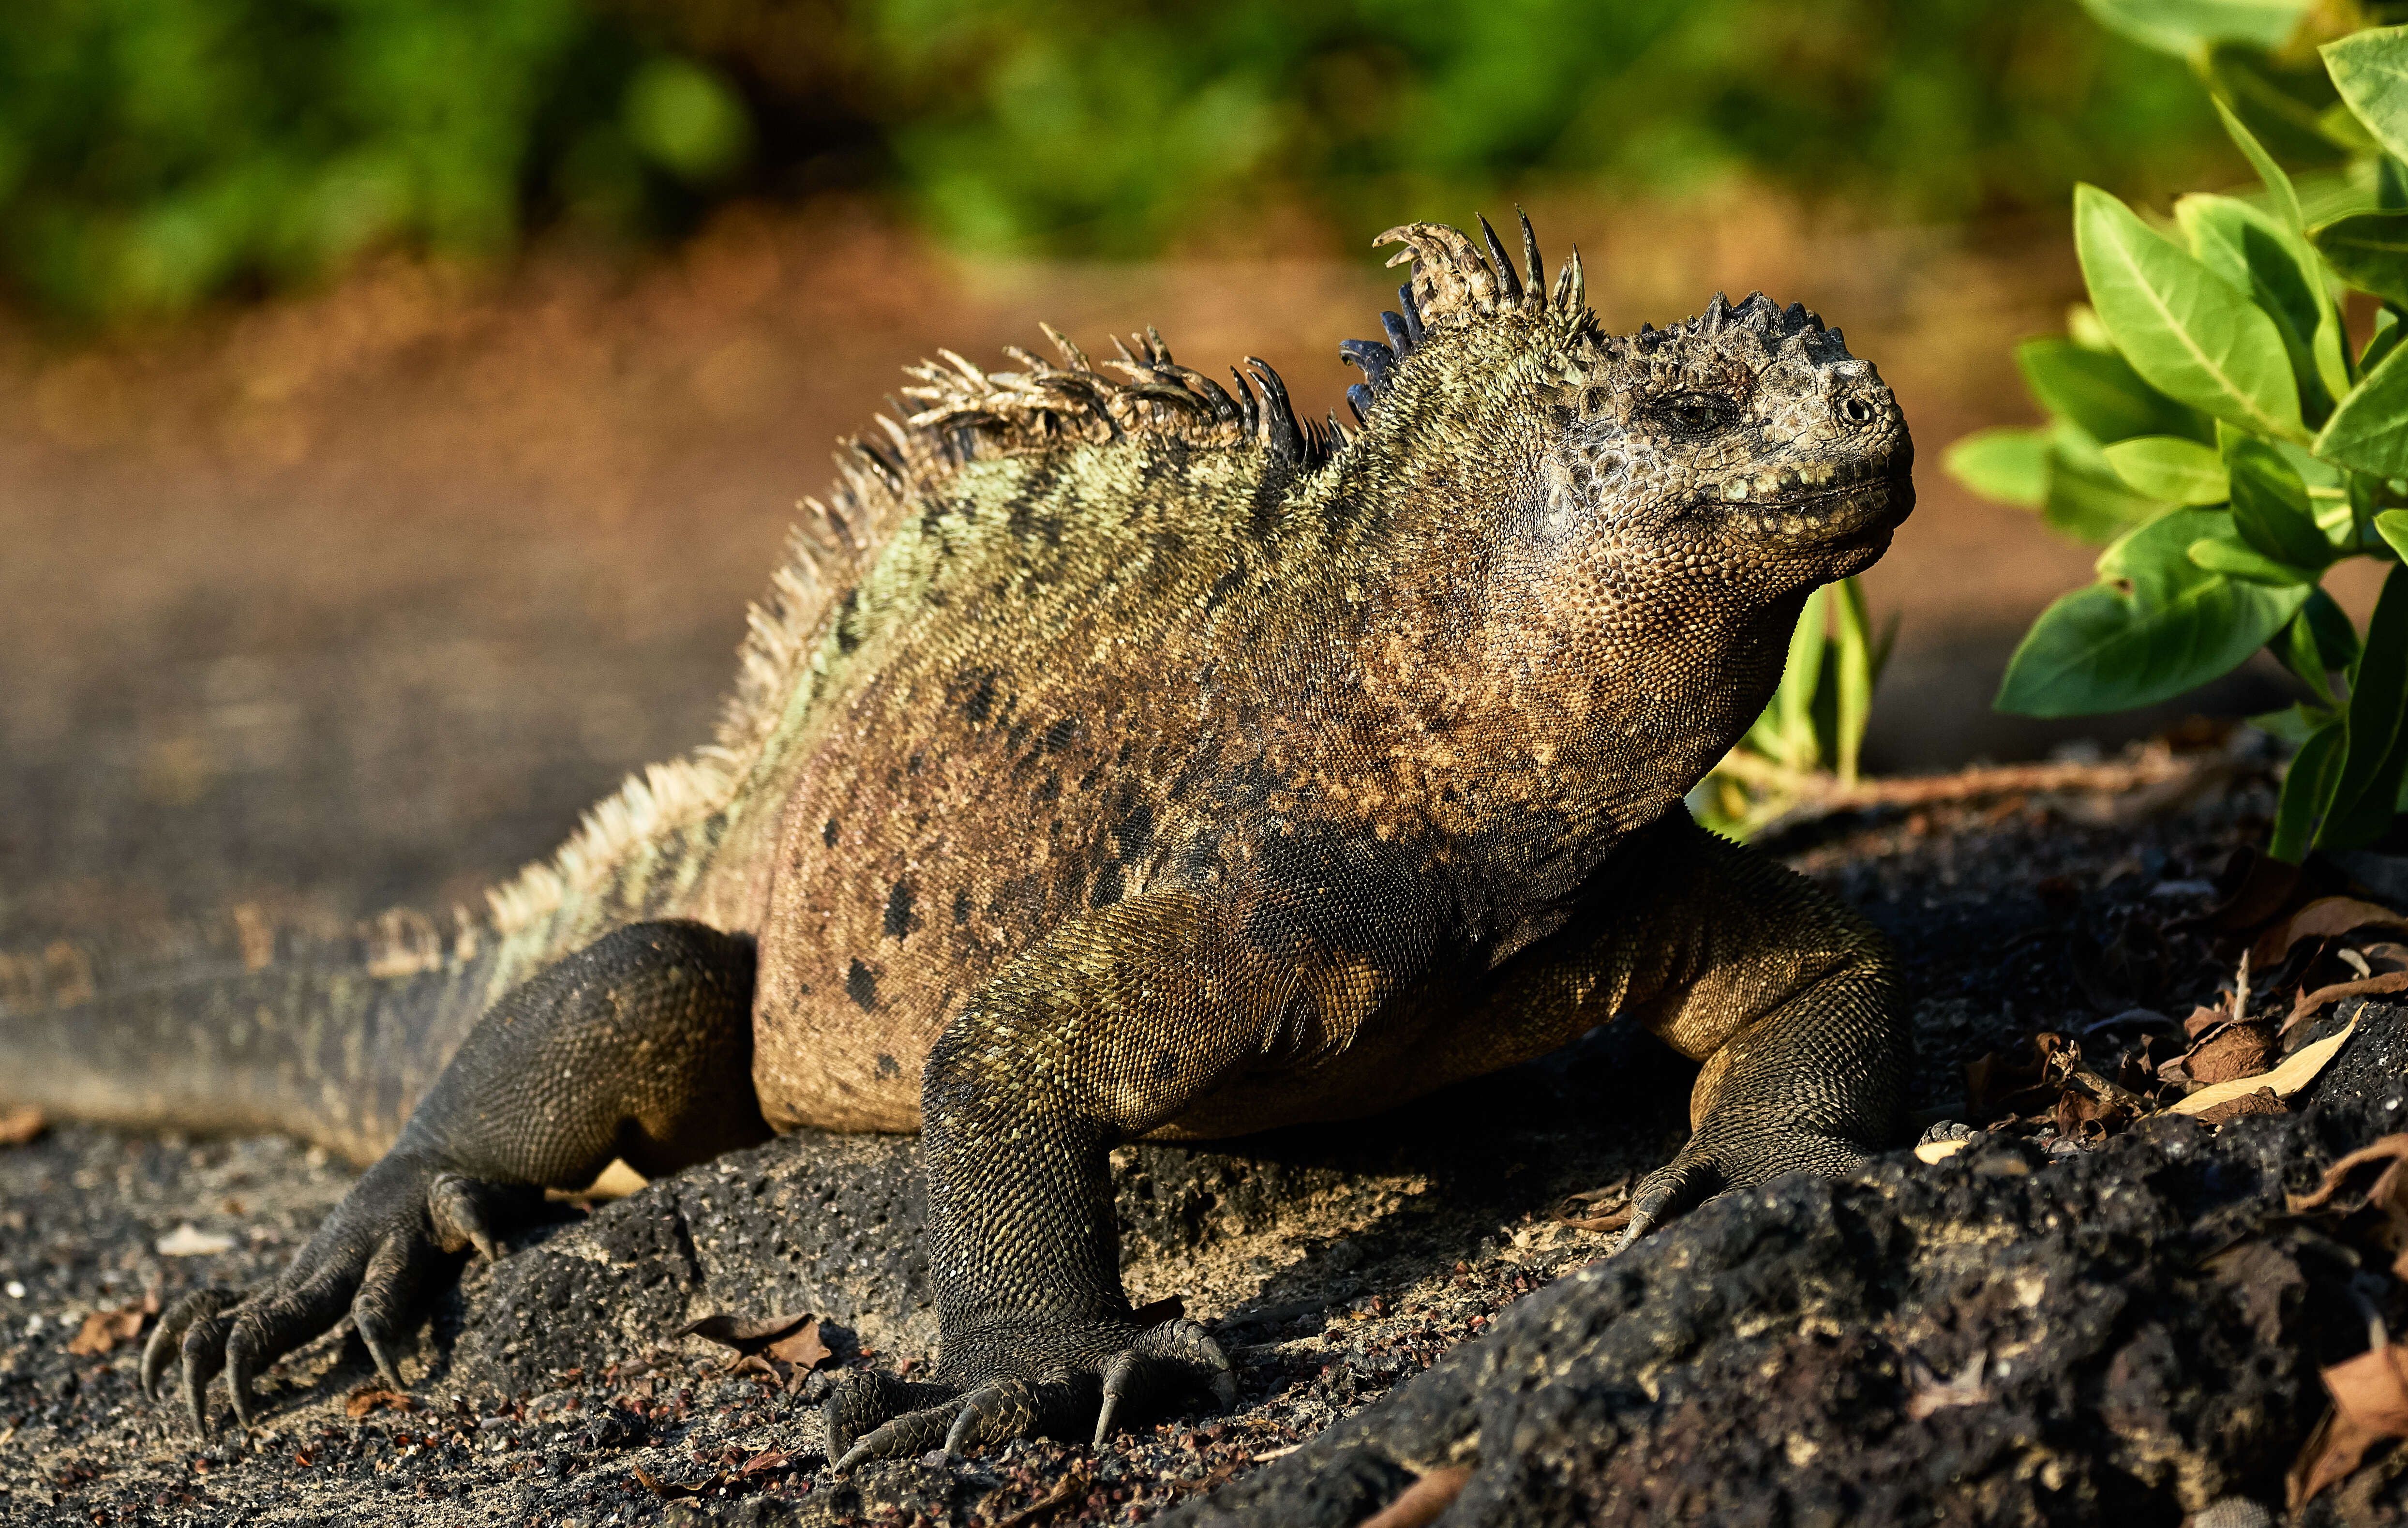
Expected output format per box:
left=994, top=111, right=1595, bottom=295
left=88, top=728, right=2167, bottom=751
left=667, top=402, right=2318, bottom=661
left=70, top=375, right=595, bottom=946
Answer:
left=482, top=214, right=1626, bottom=937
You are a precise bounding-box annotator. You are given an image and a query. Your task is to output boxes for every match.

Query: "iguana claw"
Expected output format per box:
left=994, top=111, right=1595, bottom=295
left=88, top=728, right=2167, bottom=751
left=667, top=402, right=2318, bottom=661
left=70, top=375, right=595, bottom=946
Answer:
left=147, top=1151, right=533, bottom=1434
left=1606, top=1119, right=1881, bottom=1256
left=823, top=1314, right=1234, bottom=1468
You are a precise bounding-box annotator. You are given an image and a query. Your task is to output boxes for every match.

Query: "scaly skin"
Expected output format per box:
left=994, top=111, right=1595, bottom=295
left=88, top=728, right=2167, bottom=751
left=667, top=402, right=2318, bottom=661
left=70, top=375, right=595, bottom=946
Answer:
left=1, top=214, right=1915, bottom=1456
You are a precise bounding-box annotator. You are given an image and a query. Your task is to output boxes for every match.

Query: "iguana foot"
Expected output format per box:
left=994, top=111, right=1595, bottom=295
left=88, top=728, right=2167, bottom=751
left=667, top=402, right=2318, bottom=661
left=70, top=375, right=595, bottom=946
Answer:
left=141, top=1151, right=535, bottom=1435
left=1607, top=1126, right=1873, bottom=1255
left=823, top=1315, right=1235, bottom=1468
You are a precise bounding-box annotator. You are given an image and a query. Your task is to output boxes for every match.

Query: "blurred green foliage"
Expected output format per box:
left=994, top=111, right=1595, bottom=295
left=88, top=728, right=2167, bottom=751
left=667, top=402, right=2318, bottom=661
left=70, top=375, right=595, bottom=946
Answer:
left=0, top=0, right=751, bottom=321
left=862, top=0, right=2229, bottom=252
left=0, top=0, right=2237, bottom=321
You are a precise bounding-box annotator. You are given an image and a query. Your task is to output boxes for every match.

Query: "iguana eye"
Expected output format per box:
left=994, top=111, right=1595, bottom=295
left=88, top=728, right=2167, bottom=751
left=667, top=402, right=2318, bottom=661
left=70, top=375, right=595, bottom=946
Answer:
left=1655, top=391, right=1735, bottom=432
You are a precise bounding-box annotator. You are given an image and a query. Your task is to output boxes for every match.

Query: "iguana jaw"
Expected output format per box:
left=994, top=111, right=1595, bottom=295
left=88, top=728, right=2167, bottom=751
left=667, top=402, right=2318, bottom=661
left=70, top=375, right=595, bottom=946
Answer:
left=1716, top=464, right=1914, bottom=554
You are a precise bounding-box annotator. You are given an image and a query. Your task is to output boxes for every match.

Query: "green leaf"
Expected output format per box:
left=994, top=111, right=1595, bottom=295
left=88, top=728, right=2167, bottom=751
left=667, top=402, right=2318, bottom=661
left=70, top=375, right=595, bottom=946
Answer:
left=2306, top=585, right=2363, bottom=674
left=2323, top=27, right=2408, bottom=165
left=2312, top=212, right=2408, bottom=306
left=2074, top=0, right=2305, bottom=56
left=2271, top=719, right=2345, bottom=861
left=2275, top=604, right=2340, bottom=706
left=2315, top=336, right=2408, bottom=476
left=2074, top=184, right=2307, bottom=444
left=2378, top=507, right=2408, bottom=561
left=2188, top=534, right=2315, bottom=583
left=2318, top=562, right=2408, bottom=848
left=1831, top=578, right=1875, bottom=787
left=1943, top=426, right=2048, bottom=508
left=2103, top=434, right=2229, bottom=503
left=2214, top=96, right=2303, bottom=231
left=2366, top=306, right=2406, bottom=375
left=2251, top=702, right=2332, bottom=745
left=1774, top=584, right=1827, bottom=771
left=2178, top=194, right=2345, bottom=421
left=2179, top=195, right=2339, bottom=419
left=2046, top=426, right=2168, bottom=544
left=2014, top=336, right=2206, bottom=443
left=2353, top=471, right=2386, bottom=556
left=1996, top=507, right=2310, bottom=717
left=2225, top=433, right=2331, bottom=566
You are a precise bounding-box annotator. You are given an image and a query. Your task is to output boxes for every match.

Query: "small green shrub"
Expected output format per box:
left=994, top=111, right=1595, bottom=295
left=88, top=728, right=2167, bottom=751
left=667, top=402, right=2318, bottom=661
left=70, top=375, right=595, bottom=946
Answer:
left=1949, top=7, right=2408, bottom=863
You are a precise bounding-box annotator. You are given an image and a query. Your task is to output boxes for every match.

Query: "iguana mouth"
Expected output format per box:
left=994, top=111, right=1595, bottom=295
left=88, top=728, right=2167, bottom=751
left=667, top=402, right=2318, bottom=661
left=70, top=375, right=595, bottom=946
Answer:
left=1712, top=463, right=1913, bottom=546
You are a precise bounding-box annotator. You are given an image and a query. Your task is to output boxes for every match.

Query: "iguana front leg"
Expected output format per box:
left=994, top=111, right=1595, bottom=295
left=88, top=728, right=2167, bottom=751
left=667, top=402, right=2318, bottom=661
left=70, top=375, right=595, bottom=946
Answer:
left=146, top=921, right=767, bottom=1434
left=828, top=892, right=1297, bottom=1467
left=1486, top=811, right=1910, bottom=1248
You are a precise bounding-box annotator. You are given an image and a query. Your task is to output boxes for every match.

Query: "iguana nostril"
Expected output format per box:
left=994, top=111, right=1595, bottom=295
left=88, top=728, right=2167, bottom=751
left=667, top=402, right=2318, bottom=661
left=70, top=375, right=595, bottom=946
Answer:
left=1839, top=396, right=1876, bottom=425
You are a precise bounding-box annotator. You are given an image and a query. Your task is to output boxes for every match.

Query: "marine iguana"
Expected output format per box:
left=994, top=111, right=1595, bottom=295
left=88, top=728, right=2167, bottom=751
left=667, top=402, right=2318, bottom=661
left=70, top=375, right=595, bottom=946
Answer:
left=0, top=215, right=1914, bottom=1466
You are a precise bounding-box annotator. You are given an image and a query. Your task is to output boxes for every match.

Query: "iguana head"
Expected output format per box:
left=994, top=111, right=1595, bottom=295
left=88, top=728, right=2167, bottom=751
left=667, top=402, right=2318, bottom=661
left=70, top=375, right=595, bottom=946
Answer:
left=1336, top=217, right=1914, bottom=796
left=1347, top=218, right=1912, bottom=601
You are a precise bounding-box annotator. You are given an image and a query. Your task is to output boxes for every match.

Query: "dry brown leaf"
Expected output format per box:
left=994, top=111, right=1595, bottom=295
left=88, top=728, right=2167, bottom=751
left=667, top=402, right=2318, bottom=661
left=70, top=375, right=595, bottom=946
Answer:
left=2253, top=897, right=2408, bottom=967
left=0, top=1105, right=45, bottom=1146
left=2186, top=1020, right=2277, bottom=1085
left=2194, top=1088, right=2286, bottom=1126
left=1964, top=1045, right=2044, bottom=1124
left=64, top=1301, right=148, bottom=1355
left=764, top=1319, right=834, bottom=1371
left=2290, top=1342, right=2408, bottom=1507
left=2360, top=941, right=2408, bottom=972
left=997, top=1470, right=1093, bottom=1528
left=2289, top=1134, right=2408, bottom=1214
left=344, top=1387, right=414, bottom=1418
left=2171, top=1018, right=2356, bottom=1117
left=2054, top=1089, right=2138, bottom=1145
left=2329, top=1343, right=2408, bottom=1432
left=630, top=1464, right=729, bottom=1499
left=2288, top=970, right=2408, bottom=1032
left=738, top=1448, right=790, bottom=1476
left=680, top=1310, right=815, bottom=1355
left=2179, top=1004, right=2231, bottom=1040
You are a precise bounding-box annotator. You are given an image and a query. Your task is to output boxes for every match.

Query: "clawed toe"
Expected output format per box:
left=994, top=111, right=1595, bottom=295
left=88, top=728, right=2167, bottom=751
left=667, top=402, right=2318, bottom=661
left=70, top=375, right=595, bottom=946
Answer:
left=823, top=1370, right=959, bottom=1468
left=949, top=1374, right=1091, bottom=1453
left=1097, top=1318, right=1235, bottom=1445
left=142, top=1288, right=235, bottom=1405
left=828, top=1313, right=1238, bottom=1468
left=179, top=1306, right=237, bottom=1437
left=144, top=1153, right=491, bottom=1436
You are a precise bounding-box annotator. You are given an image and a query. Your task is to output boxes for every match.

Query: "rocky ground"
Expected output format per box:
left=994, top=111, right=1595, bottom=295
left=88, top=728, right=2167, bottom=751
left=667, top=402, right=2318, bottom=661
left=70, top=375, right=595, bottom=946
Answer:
left=10, top=751, right=2408, bottom=1526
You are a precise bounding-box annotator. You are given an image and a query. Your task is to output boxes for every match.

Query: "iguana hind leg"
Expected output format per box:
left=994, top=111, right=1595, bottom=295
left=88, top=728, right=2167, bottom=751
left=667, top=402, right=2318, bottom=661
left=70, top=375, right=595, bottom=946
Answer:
left=147, top=919, right=767, bottom=1435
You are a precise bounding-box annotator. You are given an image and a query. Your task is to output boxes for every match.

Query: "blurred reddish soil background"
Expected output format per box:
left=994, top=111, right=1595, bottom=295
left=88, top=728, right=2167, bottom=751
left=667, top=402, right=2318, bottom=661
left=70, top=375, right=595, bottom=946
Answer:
left=0, top=196, right=2293, bottom=946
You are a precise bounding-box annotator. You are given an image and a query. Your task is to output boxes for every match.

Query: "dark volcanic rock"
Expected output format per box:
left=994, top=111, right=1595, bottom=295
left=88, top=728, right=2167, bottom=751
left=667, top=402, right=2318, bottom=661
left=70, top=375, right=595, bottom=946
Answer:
left=1165, top=1007, right=2408, bottom=1528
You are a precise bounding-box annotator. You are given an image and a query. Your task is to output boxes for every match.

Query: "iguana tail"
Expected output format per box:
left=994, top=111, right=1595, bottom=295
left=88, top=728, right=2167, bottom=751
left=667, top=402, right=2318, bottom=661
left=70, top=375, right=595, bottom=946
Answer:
left=0, top=905, right=526, bottom=1167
